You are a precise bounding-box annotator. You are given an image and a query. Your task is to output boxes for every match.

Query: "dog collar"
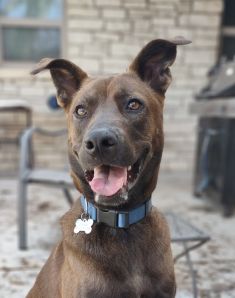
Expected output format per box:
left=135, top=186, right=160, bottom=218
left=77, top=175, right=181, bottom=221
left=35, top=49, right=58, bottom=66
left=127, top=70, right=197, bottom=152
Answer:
left=80, top=195, right=152, bottom=229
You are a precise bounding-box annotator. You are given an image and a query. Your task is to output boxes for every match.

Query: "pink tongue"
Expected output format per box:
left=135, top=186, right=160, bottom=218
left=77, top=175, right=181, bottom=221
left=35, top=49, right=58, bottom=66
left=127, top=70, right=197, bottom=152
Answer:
left=89, top=165, right=127, bottom=196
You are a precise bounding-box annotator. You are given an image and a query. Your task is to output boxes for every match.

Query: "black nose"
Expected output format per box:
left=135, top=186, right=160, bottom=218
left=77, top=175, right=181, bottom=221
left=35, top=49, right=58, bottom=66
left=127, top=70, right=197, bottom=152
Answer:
left=84, top=128, right=118, bottom=155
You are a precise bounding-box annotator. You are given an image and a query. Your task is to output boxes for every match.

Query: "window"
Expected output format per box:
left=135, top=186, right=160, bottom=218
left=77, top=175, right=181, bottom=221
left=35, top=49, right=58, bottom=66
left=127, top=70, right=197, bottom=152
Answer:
left=220, top=0, right=235, bottom=60
left=0, top=0, right=63, bottom=64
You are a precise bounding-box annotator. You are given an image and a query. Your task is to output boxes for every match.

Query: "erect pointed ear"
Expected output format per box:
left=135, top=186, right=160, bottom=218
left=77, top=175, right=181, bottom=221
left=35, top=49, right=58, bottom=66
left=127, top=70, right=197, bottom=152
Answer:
left=129, top=37, right=191, bottom=95
left=31, top=58, right=88, bottom=108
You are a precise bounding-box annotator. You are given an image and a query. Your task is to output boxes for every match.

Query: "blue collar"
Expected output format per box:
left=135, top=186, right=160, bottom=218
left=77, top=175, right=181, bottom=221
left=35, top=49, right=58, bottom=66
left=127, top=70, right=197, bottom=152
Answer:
left=80, top=196, right=152, bottom=229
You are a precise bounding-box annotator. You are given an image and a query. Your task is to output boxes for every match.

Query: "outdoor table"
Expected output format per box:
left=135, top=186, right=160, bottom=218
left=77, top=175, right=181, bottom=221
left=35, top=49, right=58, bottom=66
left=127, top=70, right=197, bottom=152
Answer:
left=166, top=212, right=210, bottom=298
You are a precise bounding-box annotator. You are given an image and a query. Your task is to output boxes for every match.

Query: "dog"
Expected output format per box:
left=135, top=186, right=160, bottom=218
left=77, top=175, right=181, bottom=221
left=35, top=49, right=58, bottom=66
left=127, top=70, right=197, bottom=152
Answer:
left=27, top=37, right=190, bottom=298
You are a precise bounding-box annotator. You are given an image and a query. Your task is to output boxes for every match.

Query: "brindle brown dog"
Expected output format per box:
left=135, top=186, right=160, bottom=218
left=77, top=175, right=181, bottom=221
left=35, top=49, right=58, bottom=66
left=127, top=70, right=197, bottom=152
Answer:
left=27, top=37, right=190, bottom=298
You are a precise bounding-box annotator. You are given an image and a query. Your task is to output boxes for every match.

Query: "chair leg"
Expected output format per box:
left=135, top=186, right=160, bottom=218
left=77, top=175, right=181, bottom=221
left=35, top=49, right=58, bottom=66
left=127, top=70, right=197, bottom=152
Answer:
left=18, top=180, right=27, bottom=250
left=182, top=242, right=198, bottom=298
left=62, top=188, right=74, bottom=206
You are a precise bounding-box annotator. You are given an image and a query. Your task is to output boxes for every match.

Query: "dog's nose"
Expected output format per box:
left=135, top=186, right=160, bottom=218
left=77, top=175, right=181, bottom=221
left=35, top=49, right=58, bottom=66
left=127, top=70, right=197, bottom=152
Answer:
left=84, top=128, right=118, bottom=155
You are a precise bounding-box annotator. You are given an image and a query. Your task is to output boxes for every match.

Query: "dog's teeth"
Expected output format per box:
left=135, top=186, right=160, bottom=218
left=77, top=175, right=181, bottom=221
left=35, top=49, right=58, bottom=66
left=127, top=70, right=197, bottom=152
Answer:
left=128, top=166, right=131, bottom=171
left=84, top=170, right=94, bottom=182
left=94, top=194, right=100, bottom=202
left=123, top=192, right=128, bottom=201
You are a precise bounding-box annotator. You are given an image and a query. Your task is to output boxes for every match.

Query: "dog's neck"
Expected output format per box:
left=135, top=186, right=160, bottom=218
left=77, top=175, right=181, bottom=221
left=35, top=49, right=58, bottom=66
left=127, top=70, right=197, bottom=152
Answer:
left=80, top=195, right=152, bottom=229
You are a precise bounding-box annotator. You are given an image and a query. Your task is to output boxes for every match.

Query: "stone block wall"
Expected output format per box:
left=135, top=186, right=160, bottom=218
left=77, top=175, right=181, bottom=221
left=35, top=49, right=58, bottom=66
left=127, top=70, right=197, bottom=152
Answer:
left=0, top=0, right=224, bottom=175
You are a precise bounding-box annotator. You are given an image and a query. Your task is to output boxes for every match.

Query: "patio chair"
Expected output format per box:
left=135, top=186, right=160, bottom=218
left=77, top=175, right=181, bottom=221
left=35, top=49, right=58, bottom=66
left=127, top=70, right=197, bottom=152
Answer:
left=166, top=212, right=210, bottom=298
left=0, top=99, right=32, bottom=176
left=18, top=126, right=75, bottom=250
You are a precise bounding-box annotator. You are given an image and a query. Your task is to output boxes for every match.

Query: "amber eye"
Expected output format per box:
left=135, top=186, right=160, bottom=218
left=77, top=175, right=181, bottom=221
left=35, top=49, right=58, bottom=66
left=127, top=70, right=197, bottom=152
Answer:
left=127, top=98, right=143, bottom=111
left=75, top=105, right=87, bottom=117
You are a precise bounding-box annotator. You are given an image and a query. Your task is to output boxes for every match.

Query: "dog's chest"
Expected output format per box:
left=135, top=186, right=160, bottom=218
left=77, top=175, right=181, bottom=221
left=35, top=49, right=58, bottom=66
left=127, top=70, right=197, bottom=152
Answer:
left=79, top=269, right=155, bottom=298
left=61, top=211, right=175, bottom=297
left=73, top=256, right=160, bottom=298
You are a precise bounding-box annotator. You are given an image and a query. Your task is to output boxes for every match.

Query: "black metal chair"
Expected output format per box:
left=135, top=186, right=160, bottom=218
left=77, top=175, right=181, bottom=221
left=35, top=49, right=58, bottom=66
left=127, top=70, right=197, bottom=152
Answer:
left=18, top=127, right=75, bottom=250
left=0, top=99, right=32, bottom=176
left=166, top=212, right=210, bottom=298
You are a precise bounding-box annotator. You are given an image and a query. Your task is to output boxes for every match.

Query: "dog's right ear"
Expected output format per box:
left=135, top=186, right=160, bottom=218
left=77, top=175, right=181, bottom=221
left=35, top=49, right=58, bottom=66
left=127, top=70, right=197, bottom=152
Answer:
left=31, top=58, right=88, bottom=108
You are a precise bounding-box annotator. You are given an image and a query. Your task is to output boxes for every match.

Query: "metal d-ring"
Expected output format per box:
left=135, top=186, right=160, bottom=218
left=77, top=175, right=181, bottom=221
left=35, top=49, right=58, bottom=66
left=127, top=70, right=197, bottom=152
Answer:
left=80, top=212, right=90, bottom=221
left=80, top=200, right=90, bottom=221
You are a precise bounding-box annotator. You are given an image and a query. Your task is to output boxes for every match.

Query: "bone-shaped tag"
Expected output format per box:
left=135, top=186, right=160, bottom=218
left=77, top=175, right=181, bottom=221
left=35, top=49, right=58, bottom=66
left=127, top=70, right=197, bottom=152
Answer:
left=74, top=218, right=94, bottom=234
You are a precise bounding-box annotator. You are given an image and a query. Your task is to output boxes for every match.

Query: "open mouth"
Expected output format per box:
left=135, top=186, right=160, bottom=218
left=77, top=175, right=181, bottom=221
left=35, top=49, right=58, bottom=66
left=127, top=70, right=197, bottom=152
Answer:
left=84, top=155, right=145, bottom=198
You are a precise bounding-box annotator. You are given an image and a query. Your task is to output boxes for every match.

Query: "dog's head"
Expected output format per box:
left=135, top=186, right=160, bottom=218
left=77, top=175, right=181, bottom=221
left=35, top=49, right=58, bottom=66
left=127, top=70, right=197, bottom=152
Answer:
left=32, top=37, right=190, bottom=209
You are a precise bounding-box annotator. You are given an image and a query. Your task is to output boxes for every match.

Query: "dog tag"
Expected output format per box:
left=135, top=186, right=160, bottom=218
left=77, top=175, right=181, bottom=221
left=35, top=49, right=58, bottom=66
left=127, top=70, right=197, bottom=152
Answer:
left=74, top=218, right=94, bottom=234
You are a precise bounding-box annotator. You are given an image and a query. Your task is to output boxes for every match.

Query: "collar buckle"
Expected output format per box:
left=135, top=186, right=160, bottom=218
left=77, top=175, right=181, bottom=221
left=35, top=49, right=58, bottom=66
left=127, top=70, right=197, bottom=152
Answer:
left=97, top=208, right=118, bottom=228
left=97, top=208, right=130, bottom=228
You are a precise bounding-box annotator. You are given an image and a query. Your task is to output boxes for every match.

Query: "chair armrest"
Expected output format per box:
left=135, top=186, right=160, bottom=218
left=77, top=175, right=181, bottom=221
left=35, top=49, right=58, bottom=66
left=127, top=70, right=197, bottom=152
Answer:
left=30, top=127, right=67, bottom=137
left=19, top=127, right=68, bottom=179
left=19, top=127, right=37, bottom=179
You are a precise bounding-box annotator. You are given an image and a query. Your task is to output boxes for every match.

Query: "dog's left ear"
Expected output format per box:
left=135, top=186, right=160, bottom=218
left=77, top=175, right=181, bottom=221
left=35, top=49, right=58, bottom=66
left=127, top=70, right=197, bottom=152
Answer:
left=31, top=58, right=88, bottom=108
left=129, top=37, right=191, bottom=95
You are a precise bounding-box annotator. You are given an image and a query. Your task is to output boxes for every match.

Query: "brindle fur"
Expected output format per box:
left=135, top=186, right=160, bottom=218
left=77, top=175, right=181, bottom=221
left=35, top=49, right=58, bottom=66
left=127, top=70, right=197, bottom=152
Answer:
left=27, top=37, right=190, bottom=298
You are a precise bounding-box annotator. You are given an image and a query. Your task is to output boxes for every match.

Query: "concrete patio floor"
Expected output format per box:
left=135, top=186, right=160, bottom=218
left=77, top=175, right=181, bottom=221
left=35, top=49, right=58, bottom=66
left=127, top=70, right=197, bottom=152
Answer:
left=0, top=173, right=234, bottom=298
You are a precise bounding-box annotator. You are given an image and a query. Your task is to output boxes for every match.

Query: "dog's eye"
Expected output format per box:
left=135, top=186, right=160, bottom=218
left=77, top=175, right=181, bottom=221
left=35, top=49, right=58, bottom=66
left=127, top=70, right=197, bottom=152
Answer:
left=127, top=99, right=143, bottom=111
left=74, top=105, right=87, bottom=117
